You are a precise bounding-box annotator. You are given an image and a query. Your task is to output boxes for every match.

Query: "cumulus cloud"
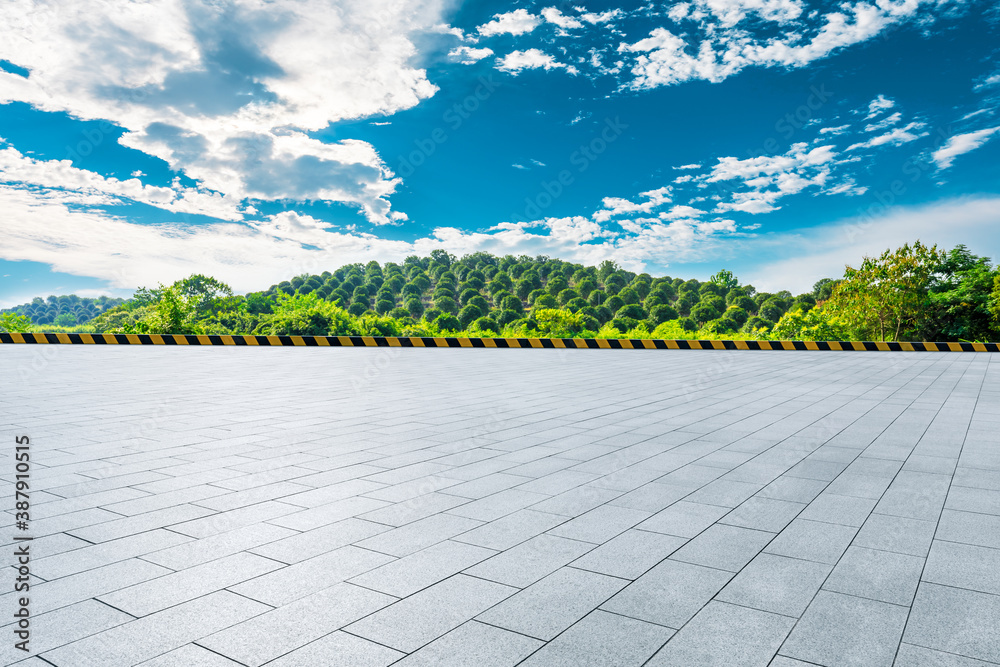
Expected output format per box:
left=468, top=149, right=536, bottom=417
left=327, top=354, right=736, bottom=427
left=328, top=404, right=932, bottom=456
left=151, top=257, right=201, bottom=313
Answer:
left=866, top=94, right=896, bottom=118
left=0, top=0, right=451, bottom=224
left=593, top=186, right=672, bottom=222
left=477, top=9, right=541, bottom=37
left=619, top=2, right=943, bottom=89
left=864, top=112, right=902, bottom=132
left=449, top=46, right=495, bottom=64
left=819, top=124, right=851, bottom=135
left=932, top=126, right=1000, bottom=169
left=541, top=7, right=583, bottom=30
left=707, top=143, right=837, bottom=214
left=497, top=49, right=578, bottom=74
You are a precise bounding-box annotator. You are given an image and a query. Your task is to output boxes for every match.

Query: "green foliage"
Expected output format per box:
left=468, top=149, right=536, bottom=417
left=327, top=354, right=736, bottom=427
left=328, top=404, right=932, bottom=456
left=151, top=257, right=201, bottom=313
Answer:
left=0, top=312, right=32, bottom=333
left=771, top=306, right=851, bottom=341
left=258, top=293, right=359, bottom=336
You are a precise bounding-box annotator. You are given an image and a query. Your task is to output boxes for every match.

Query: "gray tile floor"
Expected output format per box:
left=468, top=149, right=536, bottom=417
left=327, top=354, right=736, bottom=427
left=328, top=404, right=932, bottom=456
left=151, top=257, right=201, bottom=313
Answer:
left=2, top=346, right=998, bottom=666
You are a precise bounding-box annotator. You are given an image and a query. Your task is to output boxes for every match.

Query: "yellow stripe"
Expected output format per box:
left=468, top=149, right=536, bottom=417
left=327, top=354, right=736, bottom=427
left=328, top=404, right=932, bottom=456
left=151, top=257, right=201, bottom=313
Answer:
left=386, top=337, right=401, bottom=347
left=482, top=338, right=498, bottom=348
left=972, top=342, right=986, bottom=352
left=592, top=339, right=609, bottom=349
left=804, top=341, right=819, bottom=350
left=261, top=336, right=278, bottom=346
left=429, top=337, right=445, bottom=347
left=734, top=340, right=750, bottom=350
left=948, top=342, right=962, bottom=352
left=899, top=342, right=914, bottom=351
left=552, top=339, right=566, bottom=348
left=459, top=338, right=474, bottom=348
left=194, top=335, right=210, bottom=345
left=56, top=333, right=73, bottom=344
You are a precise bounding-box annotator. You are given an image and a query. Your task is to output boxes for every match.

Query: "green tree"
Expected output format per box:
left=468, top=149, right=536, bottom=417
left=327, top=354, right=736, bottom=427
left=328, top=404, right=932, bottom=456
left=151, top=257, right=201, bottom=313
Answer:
left=826, top=241, right=944, bottom=341
left=0, top=312, right=32, bottom=333
left=709, top=269, right=740, bottom=290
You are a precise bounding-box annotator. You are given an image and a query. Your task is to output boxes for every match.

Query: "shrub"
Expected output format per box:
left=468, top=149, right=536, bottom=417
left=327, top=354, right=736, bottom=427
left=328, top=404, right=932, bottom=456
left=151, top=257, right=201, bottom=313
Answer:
left=678, top=317, right=698, bottom=332
left=615, top=304, right=647, bottom=320
left=690, top=301, right=722, bottom=324
left=434, top=313, right=461, bottom=331
left=723, top=306, right=749, bottom=328
left=471, top=316, right=499, bottom=335
left=534, top=294, right=558, bottom=309
left=260, top=293, right=360, bottom=336
left=649, top=304, right=679, bottom=324
left=605, top=295, right=624, bottom=313
left=588, top=290, right=607, bottom=306
left=458, top=304, right=484, bottom=327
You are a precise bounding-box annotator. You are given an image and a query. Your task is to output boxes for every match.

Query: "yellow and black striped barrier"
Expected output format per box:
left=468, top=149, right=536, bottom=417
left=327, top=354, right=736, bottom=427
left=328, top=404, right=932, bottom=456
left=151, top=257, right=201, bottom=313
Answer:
left=0, top=332, right=997, bottom=351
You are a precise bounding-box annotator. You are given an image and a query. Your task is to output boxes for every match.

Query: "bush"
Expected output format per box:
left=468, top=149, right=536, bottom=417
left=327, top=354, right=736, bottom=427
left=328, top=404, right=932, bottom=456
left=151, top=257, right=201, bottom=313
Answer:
left=434, top=313, right=461, bottom=332
left=375, top=298, right=395, bottom=314
left=588, top=290, right=607, bottom=306
left=348, top=302, right=368, bottom=317
left=557, top=288, right=580, bottom=306
left=434, top=295, right=458, bottom=313
left=565, top=297, right=588, bottom=313
left=496, top=309, right=521, bottom=326
left=730, top=295, right=756, bottom=313
left=534, top=294, right=558, bottom=309
left=615, top=304, right=646, bottom=320
left=0, top=312, right=32, bottom=333
left=610, top=316, right=639, bottom=331
left=500, top=295, right=523, bottom=314
left=649, top=304, right=679, bottom=324
left=471, top=316, right=499, bottom=335
left=260, top=293, right=360, bottom=336
left=389, top=307, right=410, bottom=319
left=458, top=304, right=484, bottom=327
left=405, top=297, right=424, bottom=317
left=618, top=287, right=640, bottom=305
left=459, top=288, right=480, bottom=306
left=690, top=301, right=722, bottom=323
left=771, top=307, right=851, bottom=341
left=743, top=316, right=774, bottom=333
left=605, top=295, right=624, bottom=313
left=678, top=317, right=698, bottom=332
left=723, top=306, right=749, bottom=327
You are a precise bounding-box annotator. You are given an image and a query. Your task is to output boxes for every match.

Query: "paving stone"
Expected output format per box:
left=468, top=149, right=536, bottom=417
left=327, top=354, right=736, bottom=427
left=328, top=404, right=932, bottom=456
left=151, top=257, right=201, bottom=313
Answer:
left=354, top=512, right=483, bottom=557
left=601, top=559, right=733, bottom=628
left=349, top=539, right=495, bottom=597
left=647, top=601, right=794, bottom=666
left=945, top=486, right=1000, bottom=516
left=779, top=590, right=910, bottom=667
left=638, top=501, right=731, bottom=538
left=248, top=517, right=389, bottom=563
left=0, top=599, right=133, bottom=666
left=923, top=540, right=1000, bottom=596
left=41, top=591, right=270, bottom=667
left=136, top=644, right=244, bottom=666
left=451, top=508, right=568, bottom=550
left=716, top=553, right=832, bottom=617
left=465, top=533, right=593, bottom=587
left=571, top=529, right=685, bottom=580
left=903, top=583, right=1000, bottom=663
left=852, top=513, right=937, bottom=557
left=346, top=574, right=517, bottom=653
left=719, top=497, right=805, bottom=532
left=142, top=522, right=297, bottom=569
left=765, top=518, right=859, bottom=564
left=390, top=621, right=542, bottom=667
left=98, top=551, right=282, bottom=616
left=229, top=544, right=393, bottom=605
left=261, top=631, right=403, bottom=667
left=798, top=492, right=878, bottom=527
left=823, top=546, right=924, bottom=605
left=935, top=509, right=1000, bottom=549
left=546, top=504, right=652, bottom=544
left=477, top=566, right=628, bottom=640
left=518, top=610, right=673, bottom=667
left=197, top=583, right=394, bottom=666
left=893, top=642, right=997, bottom=666
left=669, top=523, right=775, bottom=572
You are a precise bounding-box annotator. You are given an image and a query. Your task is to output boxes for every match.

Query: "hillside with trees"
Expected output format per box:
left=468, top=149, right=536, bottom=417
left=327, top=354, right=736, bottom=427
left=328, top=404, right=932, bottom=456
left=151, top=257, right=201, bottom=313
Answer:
left=2, top=295, right=125, bottom=327
left=2, top=242, right=998, bottom=342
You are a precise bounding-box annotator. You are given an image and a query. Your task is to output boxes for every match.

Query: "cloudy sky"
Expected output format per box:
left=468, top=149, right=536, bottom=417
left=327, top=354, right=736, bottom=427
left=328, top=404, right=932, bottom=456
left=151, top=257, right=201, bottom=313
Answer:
left=1, top=0, right=998, bottom=304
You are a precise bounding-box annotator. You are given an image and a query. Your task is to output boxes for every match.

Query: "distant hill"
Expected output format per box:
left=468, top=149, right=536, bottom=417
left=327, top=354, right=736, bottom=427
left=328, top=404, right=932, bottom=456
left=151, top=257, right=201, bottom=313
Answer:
left=3, top=295, right=126, bottom=326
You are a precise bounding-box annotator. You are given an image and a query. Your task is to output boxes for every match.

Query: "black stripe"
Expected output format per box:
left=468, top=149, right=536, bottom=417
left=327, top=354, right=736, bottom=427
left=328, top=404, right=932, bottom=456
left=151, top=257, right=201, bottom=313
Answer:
left=91, top=334, right=108, bottom=345
left=651, top=339, right=668, bottom=349
left=112, top=334, right=129, bottom=345
left=816, top=341, right=831, bottom=351
left=887, top=341, right=903, bottom=351
left=44, top=333, right=60, bottom=344
left=987, top=343, right=1000, bottom=353
left=959, top=342, right=974, bottom=352
left=745, top=340, right=761, bottom=350
left=911, top=342, right=927, bottom=352
left=0, top=332, right=13, bottom=344
left=275, top=336, right=294, bottom=346
left=208, top=335, right=225, bottom=346
left=607, top=339, right=622, bottom=349
left=184, top=335, right=200, bottom=345
left=862, top=341, right=879, bottom=351
left=493, top=338, right=510, bottom=348
left=19, top=333, right=38, bottom=344
left=161, top=335, right=177, bottom=345
left=696, top=340, right=713, bottom=349
left=399, top=337, right=415, bottom=347
left=537, top=338, right=553, bottom=348
left=374, top=337, right=389, bottom=347
left=347, top=336, right=364, bottom=347
left=445, top=337, right=461, bottom=347
left=722, top=340, right=737, bottom=350
left=629, top=339, right=644, bottom=349
left=583, top=338, right=598, bottom=349
left=302, top=336, right=319, bottom=347
left=517, top=338, right=531, bottom=348
left=560, top=338, right=576, bottom=348
left=138, top=334, right=153, bottom=345
left=676, top=339, right=691, bottom=350
left=232, top=335, right=249, bottom=346
left=792, top=341, right=807, bottom=351
left=470, top=338, right=486, bottom=348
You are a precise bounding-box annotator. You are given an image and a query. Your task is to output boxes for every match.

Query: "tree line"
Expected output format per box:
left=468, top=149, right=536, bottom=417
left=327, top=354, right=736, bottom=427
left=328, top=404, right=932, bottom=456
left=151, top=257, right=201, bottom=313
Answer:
left=2, top=242, right=998, bottom=341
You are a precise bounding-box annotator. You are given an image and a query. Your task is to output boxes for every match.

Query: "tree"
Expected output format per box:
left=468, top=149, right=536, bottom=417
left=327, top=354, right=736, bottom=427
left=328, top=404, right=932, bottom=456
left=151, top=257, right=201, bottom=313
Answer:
left=0, top=312, right=32, bottom=333
left=826, top=241, right=944, bottom=341
left=709, top=269, right=740, bottom=290
left=649, top=304, right=679, bottom=324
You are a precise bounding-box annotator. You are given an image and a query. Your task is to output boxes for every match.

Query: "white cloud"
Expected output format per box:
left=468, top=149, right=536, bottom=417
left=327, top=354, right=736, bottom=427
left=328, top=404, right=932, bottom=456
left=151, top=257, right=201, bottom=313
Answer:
left=846, top=121, right=927, bottom=150
left=864, top=111, right=902, bottom=132
left=579, top=9, right=622, bottom=24
left=659, top=205, right=706, bottom=219
left=497, top=49, right=578, bottom=74
left=477, top=9, right=541, bottom=37
left=866, top=94, right=896, bottom=118
left=674, top=163, right=702, bottom=170
left=0, top=0, right=451, bottom=224
left=449, top=46, right=494, bottom=64
left=0, top=183, right=742, bottom=293
left=0, top=144, right=244, bottom=220
left=819, top=124, right=851, bottom=135
left=932, top=126, right=1000, bottom=169
left=707, top=143, right=836, bottom=214
left=593, top=186, right=672, bottom=222
left=620, top=3, right=941, bottom=90
left=745, top=196, right=1000, bottom=293
left=541, top=7, right=583, bottom=29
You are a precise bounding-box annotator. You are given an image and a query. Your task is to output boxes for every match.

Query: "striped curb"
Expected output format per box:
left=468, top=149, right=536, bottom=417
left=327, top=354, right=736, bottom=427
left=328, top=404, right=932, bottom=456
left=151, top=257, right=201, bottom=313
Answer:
left=1, top=332, right=997, bottom=351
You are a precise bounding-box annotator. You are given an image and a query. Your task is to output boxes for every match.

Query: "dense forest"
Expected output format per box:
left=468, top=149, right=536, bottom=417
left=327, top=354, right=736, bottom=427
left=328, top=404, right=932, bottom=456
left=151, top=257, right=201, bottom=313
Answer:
left=2, top=242, right=998, bottom=342
left=1, top=295, right=125, bottom=326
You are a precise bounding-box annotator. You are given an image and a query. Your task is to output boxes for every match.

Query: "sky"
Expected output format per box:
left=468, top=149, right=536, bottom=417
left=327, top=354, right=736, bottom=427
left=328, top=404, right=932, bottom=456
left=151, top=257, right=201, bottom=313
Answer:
left=1, top=0, right=999, bottom=306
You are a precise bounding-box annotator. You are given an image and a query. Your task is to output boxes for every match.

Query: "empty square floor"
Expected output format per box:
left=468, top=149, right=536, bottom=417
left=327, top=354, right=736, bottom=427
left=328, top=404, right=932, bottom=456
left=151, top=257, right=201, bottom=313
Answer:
left=2, top=345, right=998, bottom=666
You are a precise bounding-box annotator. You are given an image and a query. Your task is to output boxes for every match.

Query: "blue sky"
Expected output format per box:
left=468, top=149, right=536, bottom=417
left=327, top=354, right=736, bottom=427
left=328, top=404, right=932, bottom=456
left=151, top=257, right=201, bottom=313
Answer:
left=1, top=0, right=998, bottom=306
